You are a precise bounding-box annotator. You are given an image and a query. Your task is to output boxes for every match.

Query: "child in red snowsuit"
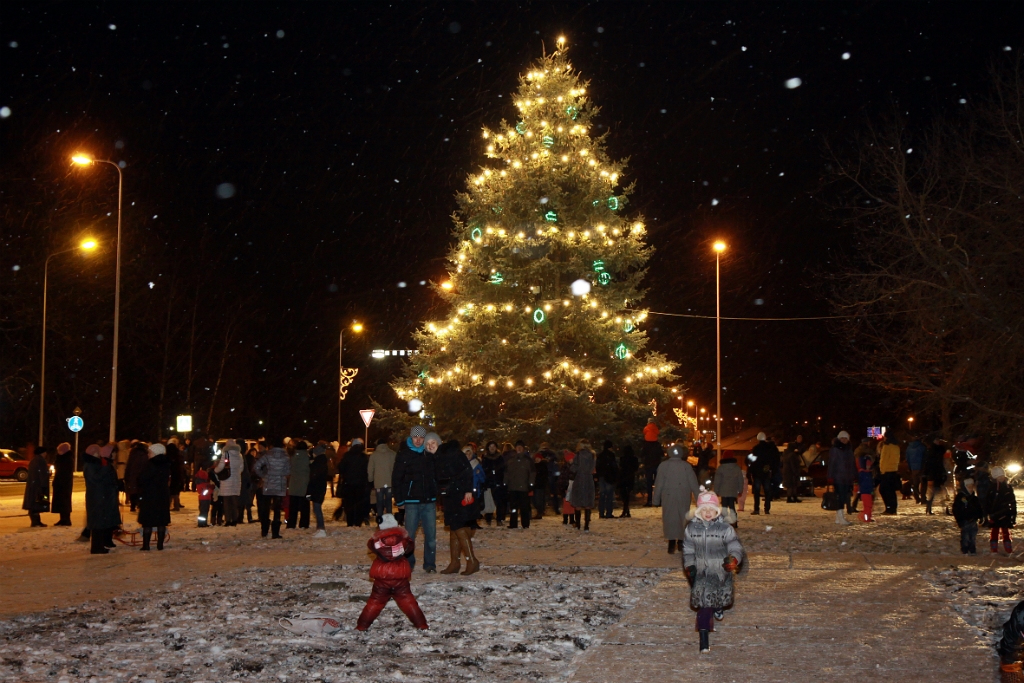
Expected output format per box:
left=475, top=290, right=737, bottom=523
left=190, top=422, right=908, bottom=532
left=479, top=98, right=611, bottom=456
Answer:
left=356, top=514, right=428, bottom=631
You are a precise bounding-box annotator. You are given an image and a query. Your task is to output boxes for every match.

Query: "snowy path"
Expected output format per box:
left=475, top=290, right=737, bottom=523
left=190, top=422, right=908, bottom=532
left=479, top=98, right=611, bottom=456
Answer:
left=571, top=561, right=999, bottom=683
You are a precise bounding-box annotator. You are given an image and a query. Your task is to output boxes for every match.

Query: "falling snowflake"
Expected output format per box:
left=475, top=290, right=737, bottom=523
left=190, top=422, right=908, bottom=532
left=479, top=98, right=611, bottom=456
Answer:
left=785, top=78, right=802, bottom=89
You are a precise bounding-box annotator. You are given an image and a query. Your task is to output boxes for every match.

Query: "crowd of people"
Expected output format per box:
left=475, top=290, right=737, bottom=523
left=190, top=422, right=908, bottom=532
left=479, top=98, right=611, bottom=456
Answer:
left=17, top=421, right=1017, bottom=562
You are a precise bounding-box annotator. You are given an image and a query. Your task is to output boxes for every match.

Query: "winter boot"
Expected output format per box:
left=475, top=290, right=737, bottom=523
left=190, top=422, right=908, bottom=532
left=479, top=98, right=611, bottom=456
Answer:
left=835, top=509, right=850, bottom=526
left=668, top=540, right=677, bottom=554
left=458, top=528, right=479, bottom=575
left=1005, top=539, right=1013, bottom=554
left=573, top=511, right=581, bottom=529
left=157, top=527, right=166, bottom=550
left=440, top=531, right=461, bottom=574
left=993, top=539, right=1001, bottom=553
left=141, top=527, right=152, bottom=551
left=699, top=629, right=710, bottom=653
left=562, top=514, right=569, bottom=525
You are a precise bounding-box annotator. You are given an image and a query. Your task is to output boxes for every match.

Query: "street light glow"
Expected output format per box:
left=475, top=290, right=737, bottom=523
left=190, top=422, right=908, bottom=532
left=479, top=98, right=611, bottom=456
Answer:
left=80, top=239, right=98, bottom=250
left=71, top=154, right=94, bottom=165
left=713, top=240, right=727, bottom=253
left=351, top=322, right=364, bottom=333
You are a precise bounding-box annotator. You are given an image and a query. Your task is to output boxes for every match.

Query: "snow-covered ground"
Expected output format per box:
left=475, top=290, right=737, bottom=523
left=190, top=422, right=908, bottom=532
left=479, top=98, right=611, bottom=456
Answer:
left=925, top=565, right=1024, bottom=660
left=0, top=564, right=663, bottom=683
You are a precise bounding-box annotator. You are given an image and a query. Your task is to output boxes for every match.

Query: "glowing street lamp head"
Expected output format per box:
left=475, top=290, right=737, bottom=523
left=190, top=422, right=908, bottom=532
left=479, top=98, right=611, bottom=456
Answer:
left=80, top=239, right=98, bottom=250
left=713, top=240, right=727, bottom=253
left=687, top=400, right=695, bottom=407
left=351, top=322, right=364, bottom=334
left=71, top=154, right=94, bottom=166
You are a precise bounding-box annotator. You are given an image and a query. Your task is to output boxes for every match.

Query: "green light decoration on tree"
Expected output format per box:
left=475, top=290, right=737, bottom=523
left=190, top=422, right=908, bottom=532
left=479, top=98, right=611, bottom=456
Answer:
left=533, top=308, right=546, bottom=324
left=566, top=105, right=579, bottom=119
left=592, top=199, right=600, bottom=207
left=516, top=122, right=526, bottom=134
left=471, top=227, right=483, bottom=241
left=492, top=206, right=502, bottom=214
left=623, top=320, right=635, bottom=333
left=592, top=259, right=605, bottom=272
left=608, top=196, right=620, bottom=210
left=542, top=135, right=554, bottom=147
left=544, top=210, right=558, bottom=222
left=489, top=272, right=505, bottom=285
left=614, top=343, right=628, bottom=360
left=598, top=272, right=612, bottom=286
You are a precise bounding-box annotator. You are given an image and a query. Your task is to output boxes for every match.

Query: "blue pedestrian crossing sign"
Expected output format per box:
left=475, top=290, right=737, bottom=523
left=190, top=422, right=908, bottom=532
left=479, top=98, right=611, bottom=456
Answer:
left=67, top=416, right=84, bottom=433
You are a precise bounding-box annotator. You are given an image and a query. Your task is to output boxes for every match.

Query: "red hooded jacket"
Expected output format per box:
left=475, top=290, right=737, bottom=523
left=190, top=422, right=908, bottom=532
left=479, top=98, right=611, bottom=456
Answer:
left=367, top=527, right=415, bottom=581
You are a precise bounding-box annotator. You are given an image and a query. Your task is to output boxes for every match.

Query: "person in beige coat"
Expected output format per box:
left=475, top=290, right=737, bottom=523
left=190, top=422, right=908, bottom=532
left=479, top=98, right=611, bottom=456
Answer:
left=653, top=443, right=701, bottom=554
left=368, top=438, right=397, bottom=524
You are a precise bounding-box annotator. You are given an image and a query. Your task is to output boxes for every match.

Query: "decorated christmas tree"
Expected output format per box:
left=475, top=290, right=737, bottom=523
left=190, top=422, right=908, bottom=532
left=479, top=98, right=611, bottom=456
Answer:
left=380, top=41, right=678, bottom=443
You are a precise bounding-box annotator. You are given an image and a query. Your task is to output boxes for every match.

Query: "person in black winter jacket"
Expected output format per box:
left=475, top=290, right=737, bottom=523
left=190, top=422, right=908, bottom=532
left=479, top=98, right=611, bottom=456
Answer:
left=137, top=444, right=172, bottom=551
left=747, top=433, right=780, bottom=515
left=595, top=441, right=619, bottom=519
left=616, top=445, right=639, bottom=518
left=532, top=450, right=551, bottom=519
left=438, top=439, right=480, bottom=575
left=641, top=440, right=665, bottom=506
left=308, top=445, right=330, bottom=535
left=481, top=441, right=507, bottom=526
left=922, top=439, right=949, bottom=515
left=340, top=440, right=370, bottom=527
left=997, top=600, right=1024, bottom=674
left=987, top=466, right=1017, bottom=554
left=51, top=443, right=75, bottom=525
left=952, top=477, right=984, bottom=555
left=392, top=426, right=439, bottom=572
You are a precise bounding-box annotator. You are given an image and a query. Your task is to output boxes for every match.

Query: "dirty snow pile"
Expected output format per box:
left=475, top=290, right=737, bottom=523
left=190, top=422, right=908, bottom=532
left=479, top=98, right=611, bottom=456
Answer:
left=925, top=566, right=1024, bottom=652
left=0, top=564, right=663, bottom=683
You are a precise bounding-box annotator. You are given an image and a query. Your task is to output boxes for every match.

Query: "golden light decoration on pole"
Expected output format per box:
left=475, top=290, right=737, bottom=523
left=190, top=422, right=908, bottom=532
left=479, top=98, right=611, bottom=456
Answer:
left=39, top=238, right=101, bottom=445
left=71, top=152, right=124, bottom=443
left=338, top=321, right=364, bottom=442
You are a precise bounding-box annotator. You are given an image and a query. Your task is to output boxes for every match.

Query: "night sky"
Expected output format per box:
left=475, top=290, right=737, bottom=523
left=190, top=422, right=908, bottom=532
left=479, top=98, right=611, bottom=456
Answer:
left=2, top=2, right=1021, bottom=446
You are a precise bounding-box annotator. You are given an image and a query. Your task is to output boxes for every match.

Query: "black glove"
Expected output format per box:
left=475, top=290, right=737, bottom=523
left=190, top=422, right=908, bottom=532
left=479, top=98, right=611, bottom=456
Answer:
left=685, top=566, right=696, bottom=585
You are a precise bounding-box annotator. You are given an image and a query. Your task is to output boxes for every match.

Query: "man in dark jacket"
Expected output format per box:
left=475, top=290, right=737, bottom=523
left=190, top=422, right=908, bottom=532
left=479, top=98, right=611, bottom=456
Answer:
left=22, top=444, right=50, bottom=527
left=505, top=441, right=535, bottom=529
left=51, top=442, right=75, bottom=526
left=747, top=433, right=780, bottom=515
left=827, top=431, right=857, bottom=525
left=783, top=435, right=807, bottom=503
left=392, top=425, right=439, bottom=572
left=84, top=445, right=121, bottom=554
left=481, top=441, right=507, bottom=526
left=616, top=445, right=639, bottom=518
left=641, top=439, right=665, bottom=506
left=905, top=438, right=927, bottom=502
left=922, top=439, right=949, bottom=515
left=340, top=439, right=370, bottom=527
left=595, top=441, right=619, bottom=519
left=532, top=447, right=553, bottom=519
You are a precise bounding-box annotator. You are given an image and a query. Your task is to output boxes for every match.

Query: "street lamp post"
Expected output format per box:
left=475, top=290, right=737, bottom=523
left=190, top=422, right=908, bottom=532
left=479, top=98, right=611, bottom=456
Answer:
left=39, top=239, right=98, bottom=445
left=713, top=240, right=727, bottom=464
left=72, top=154, right=123, bottom=443
left=338, top=321, right=364, bottom=443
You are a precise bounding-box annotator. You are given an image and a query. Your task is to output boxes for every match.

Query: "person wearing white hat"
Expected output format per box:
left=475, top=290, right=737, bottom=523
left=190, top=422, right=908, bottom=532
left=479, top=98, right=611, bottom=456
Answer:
left=987, top=466, right=1017, bottom=554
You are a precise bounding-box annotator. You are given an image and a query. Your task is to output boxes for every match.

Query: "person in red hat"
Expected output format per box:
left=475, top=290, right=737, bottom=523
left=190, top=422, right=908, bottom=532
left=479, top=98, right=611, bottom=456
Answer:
left=356, top=514, right=428, bottom=631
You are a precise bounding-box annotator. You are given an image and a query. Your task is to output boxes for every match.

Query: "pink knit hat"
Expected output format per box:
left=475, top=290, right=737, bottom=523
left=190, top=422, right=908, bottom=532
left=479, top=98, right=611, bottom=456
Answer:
left=695, top=489, right=721, bottom=517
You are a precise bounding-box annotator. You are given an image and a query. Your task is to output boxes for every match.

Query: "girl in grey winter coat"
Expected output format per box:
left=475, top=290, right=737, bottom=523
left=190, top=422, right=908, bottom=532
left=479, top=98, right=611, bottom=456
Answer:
left=569, top=441, right=597, bottom=531
left=683, top=489, right=744, bottom=654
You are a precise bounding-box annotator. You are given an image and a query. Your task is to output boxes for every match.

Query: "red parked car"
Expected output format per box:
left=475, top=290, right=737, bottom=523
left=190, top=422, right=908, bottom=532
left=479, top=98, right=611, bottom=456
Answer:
left=0, top=449, right=30, bottom=482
